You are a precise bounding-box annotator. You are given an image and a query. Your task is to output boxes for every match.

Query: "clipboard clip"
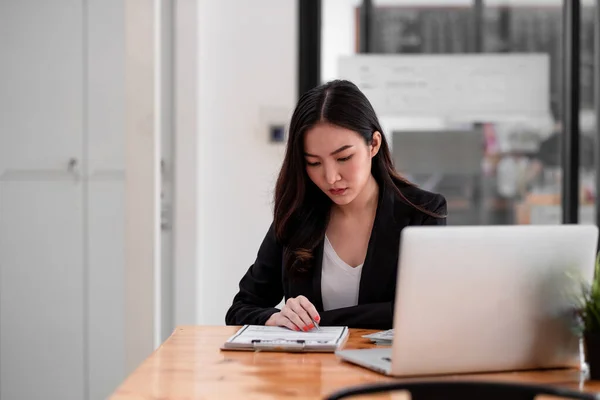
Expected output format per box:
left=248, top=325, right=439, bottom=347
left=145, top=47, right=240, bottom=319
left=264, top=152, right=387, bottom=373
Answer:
left=251, top=339, right=306, bottom=352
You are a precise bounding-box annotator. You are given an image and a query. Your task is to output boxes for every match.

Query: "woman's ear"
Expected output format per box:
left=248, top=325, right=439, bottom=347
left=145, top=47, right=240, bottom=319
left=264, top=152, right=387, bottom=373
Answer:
left=370, top=131, right=382, bottom=157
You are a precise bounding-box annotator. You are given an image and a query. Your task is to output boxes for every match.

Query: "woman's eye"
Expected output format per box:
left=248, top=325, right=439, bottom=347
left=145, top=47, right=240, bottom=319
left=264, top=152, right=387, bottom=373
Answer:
left=306, top=161, right=321, bottom=167
left=338, top=155, right=353, bottom=162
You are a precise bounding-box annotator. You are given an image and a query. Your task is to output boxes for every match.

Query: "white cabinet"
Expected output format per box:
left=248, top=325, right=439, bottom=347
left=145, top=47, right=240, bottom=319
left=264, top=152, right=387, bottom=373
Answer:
left=87, top=181, right=124, bottom=400
left=0, top=182, right=85, bottom=400
left=0, top=1, right=126, bottom=399
left=87, top=0, right=125, bottom=175
left=86, top=0, right=126, bottom=398
left=0, top=0, right=83, bottom=175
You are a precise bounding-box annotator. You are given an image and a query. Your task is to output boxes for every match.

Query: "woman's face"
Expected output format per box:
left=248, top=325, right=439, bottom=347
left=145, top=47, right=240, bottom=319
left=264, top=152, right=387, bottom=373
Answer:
left=303, top=122, right=380, bottom=206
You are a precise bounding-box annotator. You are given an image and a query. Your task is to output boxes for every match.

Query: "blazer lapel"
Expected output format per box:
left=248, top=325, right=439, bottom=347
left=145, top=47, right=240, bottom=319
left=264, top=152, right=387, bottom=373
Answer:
left=357, top=182, right=403, bottom=304
left=311, top=238, right=325, bottom=311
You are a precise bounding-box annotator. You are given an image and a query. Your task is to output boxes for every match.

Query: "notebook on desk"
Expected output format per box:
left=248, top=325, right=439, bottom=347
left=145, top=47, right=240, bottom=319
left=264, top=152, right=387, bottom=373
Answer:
left=362, top=329, right=393, bottom=345
left=222, top=325, right=349, bottom=353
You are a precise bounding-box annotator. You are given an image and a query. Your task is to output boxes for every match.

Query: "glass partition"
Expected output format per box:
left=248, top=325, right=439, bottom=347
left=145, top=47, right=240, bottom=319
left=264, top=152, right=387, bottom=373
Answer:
left=322, top=0, right=594, bottom=225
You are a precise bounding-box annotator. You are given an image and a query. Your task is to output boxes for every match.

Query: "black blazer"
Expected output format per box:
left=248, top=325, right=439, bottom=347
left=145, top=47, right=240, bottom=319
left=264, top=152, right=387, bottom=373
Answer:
left=225, top=182, right=447, bottom=330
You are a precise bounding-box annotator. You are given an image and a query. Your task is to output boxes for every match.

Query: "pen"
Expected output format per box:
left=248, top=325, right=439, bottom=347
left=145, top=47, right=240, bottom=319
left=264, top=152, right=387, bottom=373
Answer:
left=252, top=339, right=305, bottom=344
left=310, top=316, right=321, bottom=331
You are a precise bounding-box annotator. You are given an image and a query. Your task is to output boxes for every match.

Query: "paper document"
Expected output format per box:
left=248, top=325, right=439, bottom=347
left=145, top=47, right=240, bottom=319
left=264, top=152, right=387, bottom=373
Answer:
left=222, top=325, right=349, bottom=352
left=362, top=329, right=394, bottom=345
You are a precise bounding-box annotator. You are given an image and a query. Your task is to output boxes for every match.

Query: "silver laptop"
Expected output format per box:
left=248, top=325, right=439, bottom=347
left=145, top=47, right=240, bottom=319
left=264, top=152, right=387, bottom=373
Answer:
left=336, top=225, right=599, bottom=377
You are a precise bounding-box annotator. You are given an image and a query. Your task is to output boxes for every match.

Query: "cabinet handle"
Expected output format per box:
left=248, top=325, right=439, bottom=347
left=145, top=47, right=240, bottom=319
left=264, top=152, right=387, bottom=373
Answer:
left=67, top=158, right=78, bottom=171
left=0, top=158, right=81, bottom=181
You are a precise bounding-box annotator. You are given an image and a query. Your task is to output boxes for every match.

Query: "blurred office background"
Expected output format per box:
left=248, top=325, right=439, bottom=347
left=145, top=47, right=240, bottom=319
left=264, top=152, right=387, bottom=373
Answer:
left=0, top=0, right=597, bottom=399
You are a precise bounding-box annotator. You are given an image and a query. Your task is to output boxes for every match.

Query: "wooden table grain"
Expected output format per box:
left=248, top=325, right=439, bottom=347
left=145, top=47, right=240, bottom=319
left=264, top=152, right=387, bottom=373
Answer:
left=110, top=326, right=600, bottom=399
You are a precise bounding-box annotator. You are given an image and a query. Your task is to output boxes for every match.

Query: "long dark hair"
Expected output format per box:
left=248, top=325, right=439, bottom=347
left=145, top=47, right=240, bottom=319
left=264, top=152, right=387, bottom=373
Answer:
left=274, top=80, right=440, bottom=275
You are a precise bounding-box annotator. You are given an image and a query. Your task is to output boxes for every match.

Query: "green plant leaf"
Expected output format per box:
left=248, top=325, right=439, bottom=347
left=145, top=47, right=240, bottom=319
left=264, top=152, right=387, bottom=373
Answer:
left=570, top=251, right=600, bottom=334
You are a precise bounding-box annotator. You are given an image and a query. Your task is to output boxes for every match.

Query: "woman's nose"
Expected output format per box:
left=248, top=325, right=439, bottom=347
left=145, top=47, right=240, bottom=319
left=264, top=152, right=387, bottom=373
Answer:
left=324, top=165, right=340, bottom=185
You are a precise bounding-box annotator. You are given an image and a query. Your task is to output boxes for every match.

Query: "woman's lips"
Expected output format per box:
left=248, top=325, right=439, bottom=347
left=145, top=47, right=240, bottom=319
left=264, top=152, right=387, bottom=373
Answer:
left=329, top=188, right=347, bottom=196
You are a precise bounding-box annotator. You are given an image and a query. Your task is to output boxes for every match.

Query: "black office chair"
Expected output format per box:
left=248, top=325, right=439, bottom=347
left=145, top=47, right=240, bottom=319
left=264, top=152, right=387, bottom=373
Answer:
left=324, top=381, right=599, bottom=400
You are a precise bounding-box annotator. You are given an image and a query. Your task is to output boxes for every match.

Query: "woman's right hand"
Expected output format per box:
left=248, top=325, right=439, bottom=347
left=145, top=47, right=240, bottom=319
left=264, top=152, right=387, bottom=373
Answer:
left=265, top=295, right=320, bottom=331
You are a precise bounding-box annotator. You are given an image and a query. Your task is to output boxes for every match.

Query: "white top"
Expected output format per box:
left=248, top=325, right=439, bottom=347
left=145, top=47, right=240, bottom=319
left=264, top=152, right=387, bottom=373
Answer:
left=320, top=235, right=363, bottom=311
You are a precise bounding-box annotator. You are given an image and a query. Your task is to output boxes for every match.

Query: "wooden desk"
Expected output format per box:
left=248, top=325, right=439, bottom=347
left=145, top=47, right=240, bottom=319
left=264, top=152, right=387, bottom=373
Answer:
left=111, top=326, right=599, bottom=399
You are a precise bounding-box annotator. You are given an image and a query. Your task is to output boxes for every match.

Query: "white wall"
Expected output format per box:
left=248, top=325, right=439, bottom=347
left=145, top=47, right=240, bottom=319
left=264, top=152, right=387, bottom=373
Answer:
left=196, top=0, right=296, bottom=324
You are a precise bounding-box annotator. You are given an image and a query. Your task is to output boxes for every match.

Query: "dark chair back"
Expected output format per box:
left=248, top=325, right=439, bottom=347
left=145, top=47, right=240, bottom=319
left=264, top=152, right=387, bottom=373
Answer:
left=324, top=381, right=599, bottom=400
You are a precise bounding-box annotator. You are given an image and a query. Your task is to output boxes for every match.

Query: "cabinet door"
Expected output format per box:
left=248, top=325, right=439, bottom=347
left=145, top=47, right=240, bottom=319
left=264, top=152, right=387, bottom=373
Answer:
left=86, top=1, right=126, bottom=398
left=0, top=1, right=85, bottom=399
left=88, top=181, right=124, bottom=400
left=0, top=0, right=83, bottom=175
left=0, top=182, right=85, bottom=400
left=87, top=0, right=125, bottom=175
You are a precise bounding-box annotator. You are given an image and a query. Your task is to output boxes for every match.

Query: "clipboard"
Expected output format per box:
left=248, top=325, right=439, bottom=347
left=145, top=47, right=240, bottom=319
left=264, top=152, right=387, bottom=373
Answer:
left=221, top=325, right=349, bottom=353
left=251, top=339, right=308, bottom=352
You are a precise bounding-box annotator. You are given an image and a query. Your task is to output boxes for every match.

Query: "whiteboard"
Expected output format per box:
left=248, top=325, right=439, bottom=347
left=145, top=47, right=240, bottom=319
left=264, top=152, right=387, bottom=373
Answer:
left=337, top=54, right=550, bottom=121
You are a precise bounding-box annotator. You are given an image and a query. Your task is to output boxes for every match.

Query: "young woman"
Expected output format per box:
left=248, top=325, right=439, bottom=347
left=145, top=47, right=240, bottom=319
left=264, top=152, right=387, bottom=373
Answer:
left=225, top=80, right=447, bottom=330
